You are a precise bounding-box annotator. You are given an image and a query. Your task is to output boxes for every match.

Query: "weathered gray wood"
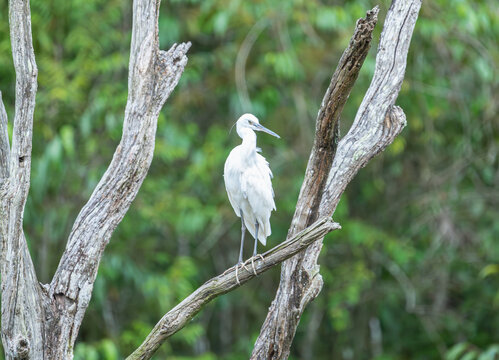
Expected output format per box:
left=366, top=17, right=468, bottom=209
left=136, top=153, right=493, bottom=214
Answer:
left=250, top=7, right=379, bottom=359
left=0, top=0, right=420, bottom=358
left=0, top=92, right=9, bottom=179
left=0, top=0, right=46, bottom=359
left=288, top=6, right=380, bottom=236
left=251, top=1, right=421, bottom=359
left=0, top=91, right=9, bottom=267
left=127, top=218, right=341, bottom=360
left=44, top=0, right=190, bottom=357
left=1, top=0, right=190, bottom=358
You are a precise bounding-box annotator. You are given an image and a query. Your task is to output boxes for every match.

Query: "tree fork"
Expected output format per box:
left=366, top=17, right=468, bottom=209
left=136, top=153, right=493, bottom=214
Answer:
left=252, top=1, right=421, bottom=359
left=1, top=0, right=190, bottom=358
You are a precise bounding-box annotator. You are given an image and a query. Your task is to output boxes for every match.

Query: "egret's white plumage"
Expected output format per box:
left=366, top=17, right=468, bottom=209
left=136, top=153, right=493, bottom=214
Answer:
left=224, top=114, right=279, bottom=251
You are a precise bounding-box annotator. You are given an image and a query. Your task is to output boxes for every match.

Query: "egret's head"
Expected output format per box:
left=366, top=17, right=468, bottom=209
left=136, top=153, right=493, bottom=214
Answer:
left=235, top=113, right=280, bottom=139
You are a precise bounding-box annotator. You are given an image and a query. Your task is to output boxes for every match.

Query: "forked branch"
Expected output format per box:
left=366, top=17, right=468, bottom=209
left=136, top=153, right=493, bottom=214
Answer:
left=252, top=1, right=421, bottom=358
left=252, top=6, right=381, bottom=359
left=45, top=0, right=191, bottom=355
left=127, top=218, right=341, bottom=360
left=1, top=0, right=191, bottom=358
left=0, top=0, right=45, bottom=358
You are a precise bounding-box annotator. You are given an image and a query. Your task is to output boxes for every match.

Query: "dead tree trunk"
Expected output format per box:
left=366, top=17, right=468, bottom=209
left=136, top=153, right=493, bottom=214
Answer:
left=0, top=0, right=190, bottom=358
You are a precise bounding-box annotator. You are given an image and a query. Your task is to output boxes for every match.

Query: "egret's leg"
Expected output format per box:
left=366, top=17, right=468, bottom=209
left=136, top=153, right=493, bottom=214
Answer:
left=242, top=222, right=265, bottom=275
left=238, top=210, right=246, bottom=264
left=222, top=210, right=247, bottom=284
left=249, top=223, right=260, bottom=276
left=235, top=209, right=247, bottom=285
left=253, top=222, right=259, bottom=257
left=252, top=223, right=264, bottom=263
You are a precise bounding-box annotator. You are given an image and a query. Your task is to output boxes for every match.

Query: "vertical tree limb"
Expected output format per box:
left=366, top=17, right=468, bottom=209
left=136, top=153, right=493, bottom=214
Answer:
left=251, top=1, right=421, bottom=359
left=0, top=91, right=9, bottom=179
left=1, top=0, right=45, bottom=358
left=46, top=0, right=190, bottom=356
left=0, top=91, right=9, bottom=258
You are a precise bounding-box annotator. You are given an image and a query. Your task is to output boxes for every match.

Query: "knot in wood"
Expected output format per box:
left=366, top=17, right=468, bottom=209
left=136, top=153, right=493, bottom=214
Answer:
left=15, top=336, right=29, bottom=359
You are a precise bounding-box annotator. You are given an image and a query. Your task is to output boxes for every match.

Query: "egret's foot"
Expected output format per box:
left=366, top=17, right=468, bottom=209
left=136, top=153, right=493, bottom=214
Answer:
left=235, top=261, right=250, bottom=285
left=235, top=264, right=240, bottom=285
left=230, top=261, right=251, bottom=285
left=222, top=267, right=232, bottom=276
left=242, top=254, right=264, bottom=276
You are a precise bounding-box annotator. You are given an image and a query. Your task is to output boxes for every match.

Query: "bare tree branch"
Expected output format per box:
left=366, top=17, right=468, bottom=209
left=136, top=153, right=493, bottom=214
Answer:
left=44, top=0, right=191, bottom=356
left=288, top=6, right=380, bottom=236
left=127, top=217, right=341, bottom=360
left=251, top=6, right=380, bottom=359
left=0, top=0, right=45, bottom=358
left=252, top=1, right=421, bottom=358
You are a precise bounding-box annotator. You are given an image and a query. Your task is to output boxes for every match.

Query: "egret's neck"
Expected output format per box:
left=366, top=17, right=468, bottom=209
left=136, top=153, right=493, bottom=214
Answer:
left=238, top=128, right=257, bottom=153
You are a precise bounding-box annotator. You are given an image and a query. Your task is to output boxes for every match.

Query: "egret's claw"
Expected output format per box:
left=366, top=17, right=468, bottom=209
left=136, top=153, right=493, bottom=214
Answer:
left=250, top=257, right=257, bottom=276
left=223, top=262, right=244, bottom=285
left=225, top=256, right=264, bottom=285
left=222, top=267, right=232, bottom=276
left=242, top=254, right=264, bottom=276
left=235, top=264, right=241, bottom=285
left=240, top=261, right=250, bottom=272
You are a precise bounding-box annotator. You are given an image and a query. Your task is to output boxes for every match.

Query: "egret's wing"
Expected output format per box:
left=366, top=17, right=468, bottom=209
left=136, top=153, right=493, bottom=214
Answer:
left=242, top=159, right=275, bottom=209
left=225, top=184, right=240, bottom=216
left=224, top=151, right=243, bottom=217
left=241, top=154, right=276, bottom=245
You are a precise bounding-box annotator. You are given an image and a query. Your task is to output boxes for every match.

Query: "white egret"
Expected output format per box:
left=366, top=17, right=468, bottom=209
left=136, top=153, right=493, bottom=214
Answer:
left=223, top=113, right=279, bottom=283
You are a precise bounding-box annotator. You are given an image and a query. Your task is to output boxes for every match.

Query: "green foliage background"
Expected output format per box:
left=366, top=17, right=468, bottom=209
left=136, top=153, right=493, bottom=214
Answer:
left=0, top=0, right=498, bottom=359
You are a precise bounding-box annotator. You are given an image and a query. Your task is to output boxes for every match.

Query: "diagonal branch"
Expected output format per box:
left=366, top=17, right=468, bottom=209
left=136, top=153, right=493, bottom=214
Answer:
left=127, top=217, right=341, bottom=360
left=320, top=0, right=421, bottom=213
left=1, top=0, right=45, bottom=358
left=47, top=0, right=191, bottom=355
left=252, top=1, right=421, bottom=359
left=289, top=6, right=379, bottom=237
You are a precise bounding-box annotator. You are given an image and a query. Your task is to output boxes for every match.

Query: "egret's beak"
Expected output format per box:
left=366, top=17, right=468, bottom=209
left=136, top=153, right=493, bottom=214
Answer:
left=253, top=123, right=280, bottom=138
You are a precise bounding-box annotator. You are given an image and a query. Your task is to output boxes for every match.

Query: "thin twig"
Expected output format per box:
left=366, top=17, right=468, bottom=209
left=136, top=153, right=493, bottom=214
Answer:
left=235, top=19, right=268, bottom=112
